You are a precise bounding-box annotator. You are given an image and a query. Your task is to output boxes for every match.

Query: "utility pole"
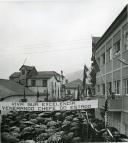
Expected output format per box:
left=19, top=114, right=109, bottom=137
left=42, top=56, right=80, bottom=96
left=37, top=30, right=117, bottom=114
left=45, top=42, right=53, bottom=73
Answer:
left=23, top=86, right=26, bottom=101
left=46, top=87, right=49, bottom=101
left=37, top=87, right=39, bottom=102
left=77, top=85, right=80, bottom=101
left=61, top=70, right=63, bottom=99
left=22, top=58, right=27, bottom=102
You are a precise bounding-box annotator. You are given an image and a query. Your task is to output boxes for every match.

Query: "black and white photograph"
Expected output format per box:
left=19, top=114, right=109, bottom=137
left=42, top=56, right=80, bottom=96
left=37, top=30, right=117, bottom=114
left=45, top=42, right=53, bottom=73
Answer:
left=1, top=109, right=96, bottom=143
left=0, top=0, right=128, bottom=142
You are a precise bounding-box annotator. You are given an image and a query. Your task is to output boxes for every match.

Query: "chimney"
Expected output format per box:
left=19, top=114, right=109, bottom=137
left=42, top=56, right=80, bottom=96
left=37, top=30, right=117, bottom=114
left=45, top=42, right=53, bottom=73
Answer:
left=61, top=70, right=63, bottom=76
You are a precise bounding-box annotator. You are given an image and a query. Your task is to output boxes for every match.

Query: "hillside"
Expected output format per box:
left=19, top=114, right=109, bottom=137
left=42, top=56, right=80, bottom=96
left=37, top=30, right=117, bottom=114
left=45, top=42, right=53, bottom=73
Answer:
left=66, top=70, right=91, bottom=84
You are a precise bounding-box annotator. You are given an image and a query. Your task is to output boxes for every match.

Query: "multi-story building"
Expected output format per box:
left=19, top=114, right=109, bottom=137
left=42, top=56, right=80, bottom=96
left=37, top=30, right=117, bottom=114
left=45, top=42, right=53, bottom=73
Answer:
left=10, top=65, right=65, bottom=101
left=93, top=5, right=128, bottom=135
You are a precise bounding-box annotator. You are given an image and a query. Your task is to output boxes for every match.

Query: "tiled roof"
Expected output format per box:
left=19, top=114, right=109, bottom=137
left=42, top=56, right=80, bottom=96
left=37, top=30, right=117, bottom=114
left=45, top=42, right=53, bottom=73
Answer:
left=10, top=72, right=20, bottom=78
left=19, top=65, right=61, bottom=80
left=0, top=79, right=35, bottom=99
left=28, top=71, right=61, bottom=80
left=65, top=79, right=83, bottom=89
left=19, top=65, right=36, bottom=71
left=19, top=65, right=38, bottom=77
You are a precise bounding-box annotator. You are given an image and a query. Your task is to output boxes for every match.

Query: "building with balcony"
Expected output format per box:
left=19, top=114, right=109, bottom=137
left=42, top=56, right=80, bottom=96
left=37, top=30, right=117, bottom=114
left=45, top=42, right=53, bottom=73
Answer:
left=92, top=5, right=128, bottom=135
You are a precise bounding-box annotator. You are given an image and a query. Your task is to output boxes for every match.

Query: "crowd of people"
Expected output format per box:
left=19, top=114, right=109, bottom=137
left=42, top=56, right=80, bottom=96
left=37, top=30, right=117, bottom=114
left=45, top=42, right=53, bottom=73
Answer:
left=1, top=110, right=96, bottom=143
left=2, top=109, right=126, bottom=143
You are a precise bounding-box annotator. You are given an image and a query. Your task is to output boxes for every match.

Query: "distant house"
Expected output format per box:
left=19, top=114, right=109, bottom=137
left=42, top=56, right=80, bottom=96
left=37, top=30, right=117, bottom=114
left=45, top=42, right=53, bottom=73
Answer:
left=9, top=72, right=20, bottom=83
left=10, top=65, right=65, bottom=101
left=65, top=79, right=83, bottom=100
left=0, top=79, right=35, bottom=102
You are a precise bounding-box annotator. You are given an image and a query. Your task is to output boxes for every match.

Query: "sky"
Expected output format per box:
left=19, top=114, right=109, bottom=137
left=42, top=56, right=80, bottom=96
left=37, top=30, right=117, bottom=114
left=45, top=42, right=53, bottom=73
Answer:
left=0, top=0, right=127, bottom=79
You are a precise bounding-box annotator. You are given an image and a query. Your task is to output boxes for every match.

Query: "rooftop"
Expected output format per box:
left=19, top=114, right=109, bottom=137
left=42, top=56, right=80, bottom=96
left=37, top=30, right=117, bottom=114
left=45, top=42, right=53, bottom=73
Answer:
left=65, top=79, right=83, bottom=89
left=92, top=37, right=100, bottom=45
left=0, top=79, right=35, bottom=99
left=95, top=4, right=128, bottom=50
left=28, top=71, right=61, bottom=80
left=19, top=65, right=36, bottom=71
left=10, top=72, right=20, bottom=78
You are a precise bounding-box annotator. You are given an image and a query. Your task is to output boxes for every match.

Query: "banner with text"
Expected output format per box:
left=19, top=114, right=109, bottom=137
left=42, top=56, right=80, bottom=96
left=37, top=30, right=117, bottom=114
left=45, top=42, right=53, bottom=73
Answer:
left=0, top=100, right=98, bottom=111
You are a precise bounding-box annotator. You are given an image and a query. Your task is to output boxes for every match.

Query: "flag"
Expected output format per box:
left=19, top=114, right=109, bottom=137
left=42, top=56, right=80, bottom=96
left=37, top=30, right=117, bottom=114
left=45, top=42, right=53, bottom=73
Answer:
left=90, top=67, right=96, bottom=78
left=90, top=59, right=100, bottom=81
left=94, top=60, right=100, bottom=73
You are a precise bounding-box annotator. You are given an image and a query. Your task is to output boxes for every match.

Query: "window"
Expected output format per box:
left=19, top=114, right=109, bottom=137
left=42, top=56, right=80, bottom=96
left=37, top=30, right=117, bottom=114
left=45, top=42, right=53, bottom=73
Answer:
left=108, top=48, right=112, bottom=61
left=125, top=33, right=128, bottom=50
left=54, top=82, right=56, bottom=94
left=51, top=82, right=54, bottom=94
left=114, top=81, right=120, bottom=94
left=97, top=85, right=100, bottom=92
left=114, top=40, right=120, bottom=54
left=101, top=53, right=105, bottom=65
left=22, top=69, right=25, bottom=75
left=124, top=79, right=128, bottom=94
left=42, top=80, right=47, bottom=87
left=102, top=84, right=105, bottom=95
left=31, top=80, right=36, bottom=86
left=20, top=79, right=25, bottom=85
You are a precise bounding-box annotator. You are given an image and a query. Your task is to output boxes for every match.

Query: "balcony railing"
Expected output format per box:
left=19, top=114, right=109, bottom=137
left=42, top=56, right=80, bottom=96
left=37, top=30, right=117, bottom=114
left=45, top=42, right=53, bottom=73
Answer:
left=98, top=95, right=123, bottom=111
left=109, top=96, right=122, bottom=111
left=123, top=95, right=128, bottom=111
